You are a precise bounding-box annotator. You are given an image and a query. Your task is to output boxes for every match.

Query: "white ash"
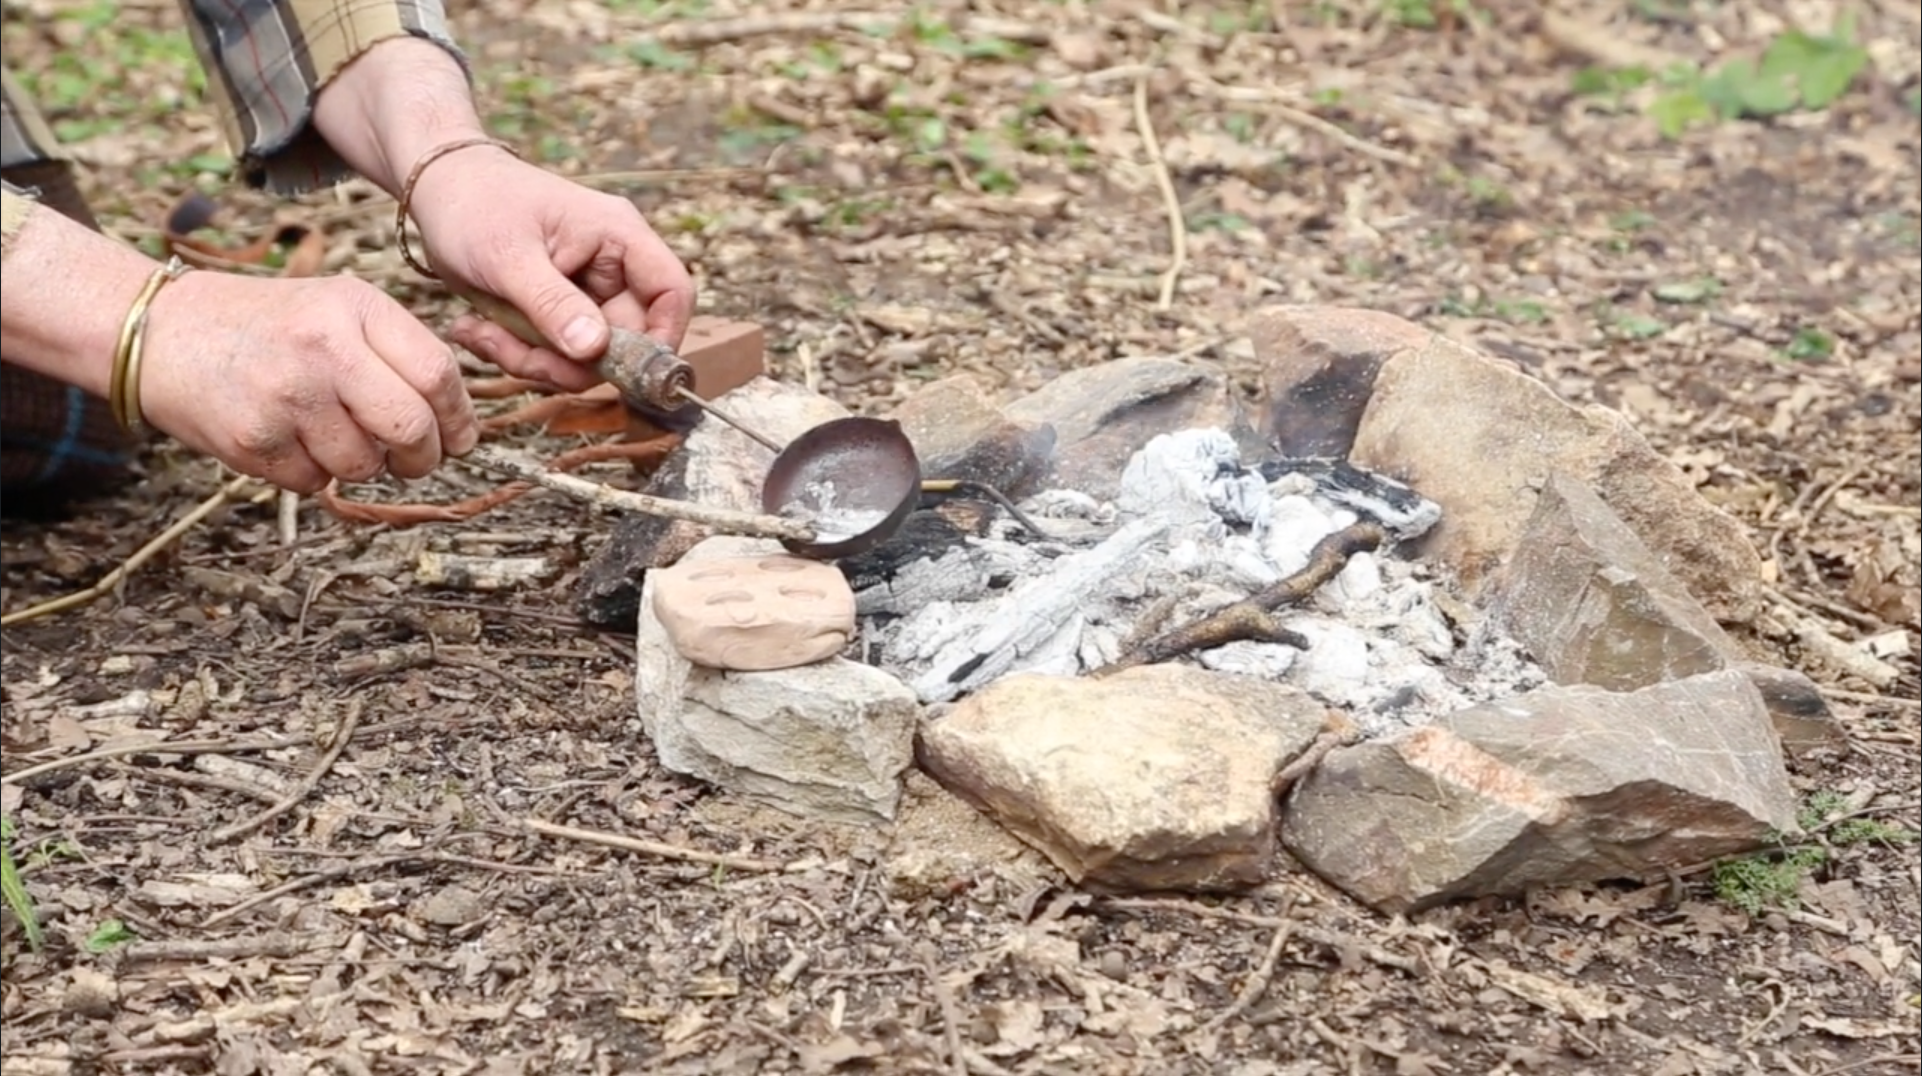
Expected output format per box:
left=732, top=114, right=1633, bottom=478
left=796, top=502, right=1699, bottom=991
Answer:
left=855, top=428, right=1548, bottom=736
left=780, top=479, right=891, bottom=543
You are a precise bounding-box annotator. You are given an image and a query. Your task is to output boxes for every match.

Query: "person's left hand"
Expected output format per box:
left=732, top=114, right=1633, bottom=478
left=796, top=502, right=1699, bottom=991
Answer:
left=405, top=146, right=695, bottom=392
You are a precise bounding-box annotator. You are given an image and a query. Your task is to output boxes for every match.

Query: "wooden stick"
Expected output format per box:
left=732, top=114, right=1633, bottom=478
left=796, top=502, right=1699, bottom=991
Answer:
left=1099, top=521, right=1386, bottom=674
left=456, top=444, right=816, bottom=543
left=0, top=474, right=256, bottom=627
left=1197, top=898, right=1294, bottom=1037
left=208, top=700, right=363, bottom=844
left=523, top=818, right=794, bottom=873
left=1132, top=75, right=1188, bottom=312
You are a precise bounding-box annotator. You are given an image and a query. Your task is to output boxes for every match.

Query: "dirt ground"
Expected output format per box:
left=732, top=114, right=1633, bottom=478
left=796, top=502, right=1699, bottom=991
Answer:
left=3, top=0, right=1919, bottom=1073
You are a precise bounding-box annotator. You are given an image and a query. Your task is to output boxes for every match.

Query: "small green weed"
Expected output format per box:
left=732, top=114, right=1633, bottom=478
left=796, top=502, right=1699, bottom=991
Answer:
left=1713, top=791, right=1917, bottom=916
left=1782, top=326, right=1835, bottom=362
left=1650, top=19, right=1869, bottom=138
left=1652, top=277, right=1722, bottom=304
left=86, top=919, right=136, bottom=954
left=1, top=816, right=43, bottom=957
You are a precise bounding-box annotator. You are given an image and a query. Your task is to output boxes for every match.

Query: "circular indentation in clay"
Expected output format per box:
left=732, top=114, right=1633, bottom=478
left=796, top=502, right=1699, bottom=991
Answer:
left=776, top=586, right=827, bottom=602
left=702, top=589, right=756, bottom=606
left=758, top=558, right=808, bottom=573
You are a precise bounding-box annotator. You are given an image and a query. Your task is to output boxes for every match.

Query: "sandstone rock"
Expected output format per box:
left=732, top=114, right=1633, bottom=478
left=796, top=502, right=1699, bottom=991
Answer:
left=578, top=377, right=851, bottom=627
left=1281, top=669, right=1799, bottom=914
left=887, top=374, right=1057, bottom=498
left=1346, top=332, right=1762, bottom=621
left=881, top=772, right=1056, bottom=902
left=636, top=536, right=919, bottom=824
left=1493, top=473, right=1744, bottom=691
left=650, top=554, right=855, bottom=671
left=1247, top=304, right=1436, bottom=458
left=918, top=665, right=1328, bottom=892
left=1003, top=357, right=1259, bottom=501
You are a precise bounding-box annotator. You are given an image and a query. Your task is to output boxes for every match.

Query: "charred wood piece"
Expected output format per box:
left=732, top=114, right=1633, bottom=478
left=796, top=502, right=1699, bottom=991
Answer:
left=1260, top=457, right=1439, bottom=540
left=1096, top=520, right=1387, bottom=675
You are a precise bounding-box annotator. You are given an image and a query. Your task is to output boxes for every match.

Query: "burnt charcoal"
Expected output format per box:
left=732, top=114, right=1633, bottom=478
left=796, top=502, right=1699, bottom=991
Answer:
left=836, top=501, right=995, bottom=594
left=1259, top=457, right=1441, bottom=540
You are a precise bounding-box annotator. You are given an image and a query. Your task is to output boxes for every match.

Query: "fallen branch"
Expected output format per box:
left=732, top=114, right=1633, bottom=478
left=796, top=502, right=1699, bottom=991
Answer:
left=208, top=700, right=363, bottom=844
left=1765, top=601, right=1901, bottom=689
left=922, top=957, right=970, bottom=1076
left=1272, top=714, right=1361, bottom=799
left=1099, top=895, right=1422, bottom=975
left=456, top=444, right=817, bottom=543
left=523, top=818, right=794, bottom=874
left=0, top=474, right=257, bottom=627
left=1197, top=896, right=1294, bottom=1037
left=1131, top=75, right=1187, bottom=311
left=1097, top=521, right=1386, bottom=674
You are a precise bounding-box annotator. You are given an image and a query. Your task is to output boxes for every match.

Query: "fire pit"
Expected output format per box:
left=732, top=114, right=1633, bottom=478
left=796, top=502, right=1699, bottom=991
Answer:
left=621, top=306, right=1841, bottom=914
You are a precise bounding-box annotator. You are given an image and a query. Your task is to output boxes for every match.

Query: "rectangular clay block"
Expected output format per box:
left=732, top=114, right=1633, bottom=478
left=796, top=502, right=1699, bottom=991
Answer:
left=682, top=316, right=767, bottom=399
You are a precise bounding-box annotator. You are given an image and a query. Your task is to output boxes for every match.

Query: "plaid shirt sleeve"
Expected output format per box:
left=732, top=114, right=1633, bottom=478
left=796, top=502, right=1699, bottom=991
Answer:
left=178, top=0, right=470, bottom=195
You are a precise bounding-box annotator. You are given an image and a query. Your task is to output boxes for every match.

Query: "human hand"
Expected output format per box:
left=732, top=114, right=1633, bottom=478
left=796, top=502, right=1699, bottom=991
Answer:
left=138, top=271, right=480, bottom=493
left=405, top=146, right=696, bottom=392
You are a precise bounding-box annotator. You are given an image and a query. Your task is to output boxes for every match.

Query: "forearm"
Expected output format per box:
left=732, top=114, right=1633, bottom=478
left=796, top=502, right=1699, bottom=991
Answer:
left=309, top=37, right=492, bottom=198
left=175, top=0, right=474, bottom=194
left=0, top=191, right=165, bottom=398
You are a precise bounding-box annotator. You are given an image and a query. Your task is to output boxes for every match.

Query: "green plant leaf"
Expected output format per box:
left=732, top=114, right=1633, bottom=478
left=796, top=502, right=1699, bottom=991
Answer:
left=1649, top=88, right=1713, bottom=138
left=85, top=919, right=135, bottom=953
left=1, top=817, right=43, bottom=956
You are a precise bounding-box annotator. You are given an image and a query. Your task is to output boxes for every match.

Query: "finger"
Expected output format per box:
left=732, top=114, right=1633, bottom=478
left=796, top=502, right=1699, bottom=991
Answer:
left=450, top=315, right=602, bottom=393
left=360, top=298, right=481, bottom=458
left=231, top=415, right=330, bottom=494
left=297, top=399, right=391, bottom=484
left=482, top=234, right=610, bottom=362
left=622, top=235, right=695, bottom=350
left=332, top=358, right=447, bottom=479
left=257, top=448, right=331, bottom=496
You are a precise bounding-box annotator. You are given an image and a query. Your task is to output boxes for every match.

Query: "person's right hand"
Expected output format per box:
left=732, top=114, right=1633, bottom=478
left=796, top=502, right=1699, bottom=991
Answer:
left=137, top=270, right=480, bottom=494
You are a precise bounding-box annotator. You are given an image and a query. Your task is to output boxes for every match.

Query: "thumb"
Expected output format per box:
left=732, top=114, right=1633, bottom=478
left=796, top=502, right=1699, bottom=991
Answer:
left=488, top=255, right=609, bottom=362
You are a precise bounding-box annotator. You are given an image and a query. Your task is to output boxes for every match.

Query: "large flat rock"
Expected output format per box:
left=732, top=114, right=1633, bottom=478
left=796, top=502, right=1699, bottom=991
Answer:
left=1280, top=669, right=1799, bottom=914
left=918, top=664, right=1328, bottom=892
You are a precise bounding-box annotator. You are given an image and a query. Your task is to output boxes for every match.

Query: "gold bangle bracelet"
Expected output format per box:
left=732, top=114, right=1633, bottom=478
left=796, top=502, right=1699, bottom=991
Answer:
left=109, top=256, right=192, bottom=436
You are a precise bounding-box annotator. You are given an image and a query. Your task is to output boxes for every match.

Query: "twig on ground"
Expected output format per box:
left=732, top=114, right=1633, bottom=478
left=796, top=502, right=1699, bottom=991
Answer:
left=1810, top=1054, right=1921, bottom=1076
left=277, top=489, right=299, bottom=545
left=1131, top=75, right=1187, bottom=311
left=1764, top=600, right=1901, bottom=688
left=921, top=957, right=970, bottom=1076
left=523, top=818, right=793, bottom=873
left=0, top=474, right=256, bottom=627
left=1823, top=687, right=1922, bottom=713
left=457, top=444, right=816, bottom=542
left=208, top=701, right=364, bottom=844
left=1098, top=895, right=1421, bottom=975
left=1198, top=897, right=1295, bottom=1037
left=1272, top=716, right=1361, bottom=798
left=1099, top=522, right=1386, bottom=674
left=1196, top=79, right=1420, bottom=167
left=108, top=763, right=283, bottom=804
left=118, top=933, right=323, bottom=964
left=204, top=853, right=420, bottom=928
left=2, top=736, right=287, bottom=787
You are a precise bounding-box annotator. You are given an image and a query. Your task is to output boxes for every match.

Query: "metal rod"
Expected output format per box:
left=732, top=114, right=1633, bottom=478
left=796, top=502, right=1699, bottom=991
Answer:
left=674, top=386, right=784, bottom=454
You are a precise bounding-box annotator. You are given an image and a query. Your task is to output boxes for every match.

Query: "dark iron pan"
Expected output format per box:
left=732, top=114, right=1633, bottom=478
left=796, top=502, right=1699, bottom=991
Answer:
left=760, top=417, right=922, bottom=559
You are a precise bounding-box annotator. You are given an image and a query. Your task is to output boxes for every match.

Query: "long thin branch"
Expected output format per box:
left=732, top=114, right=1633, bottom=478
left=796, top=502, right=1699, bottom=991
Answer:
left=1132, top=75, right=1188, bottom=312
left=0, top=474, right=257, bottom=627
left=208, top=700, right=363, bottom=844
left=456, top=444, right=816, bottom=543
